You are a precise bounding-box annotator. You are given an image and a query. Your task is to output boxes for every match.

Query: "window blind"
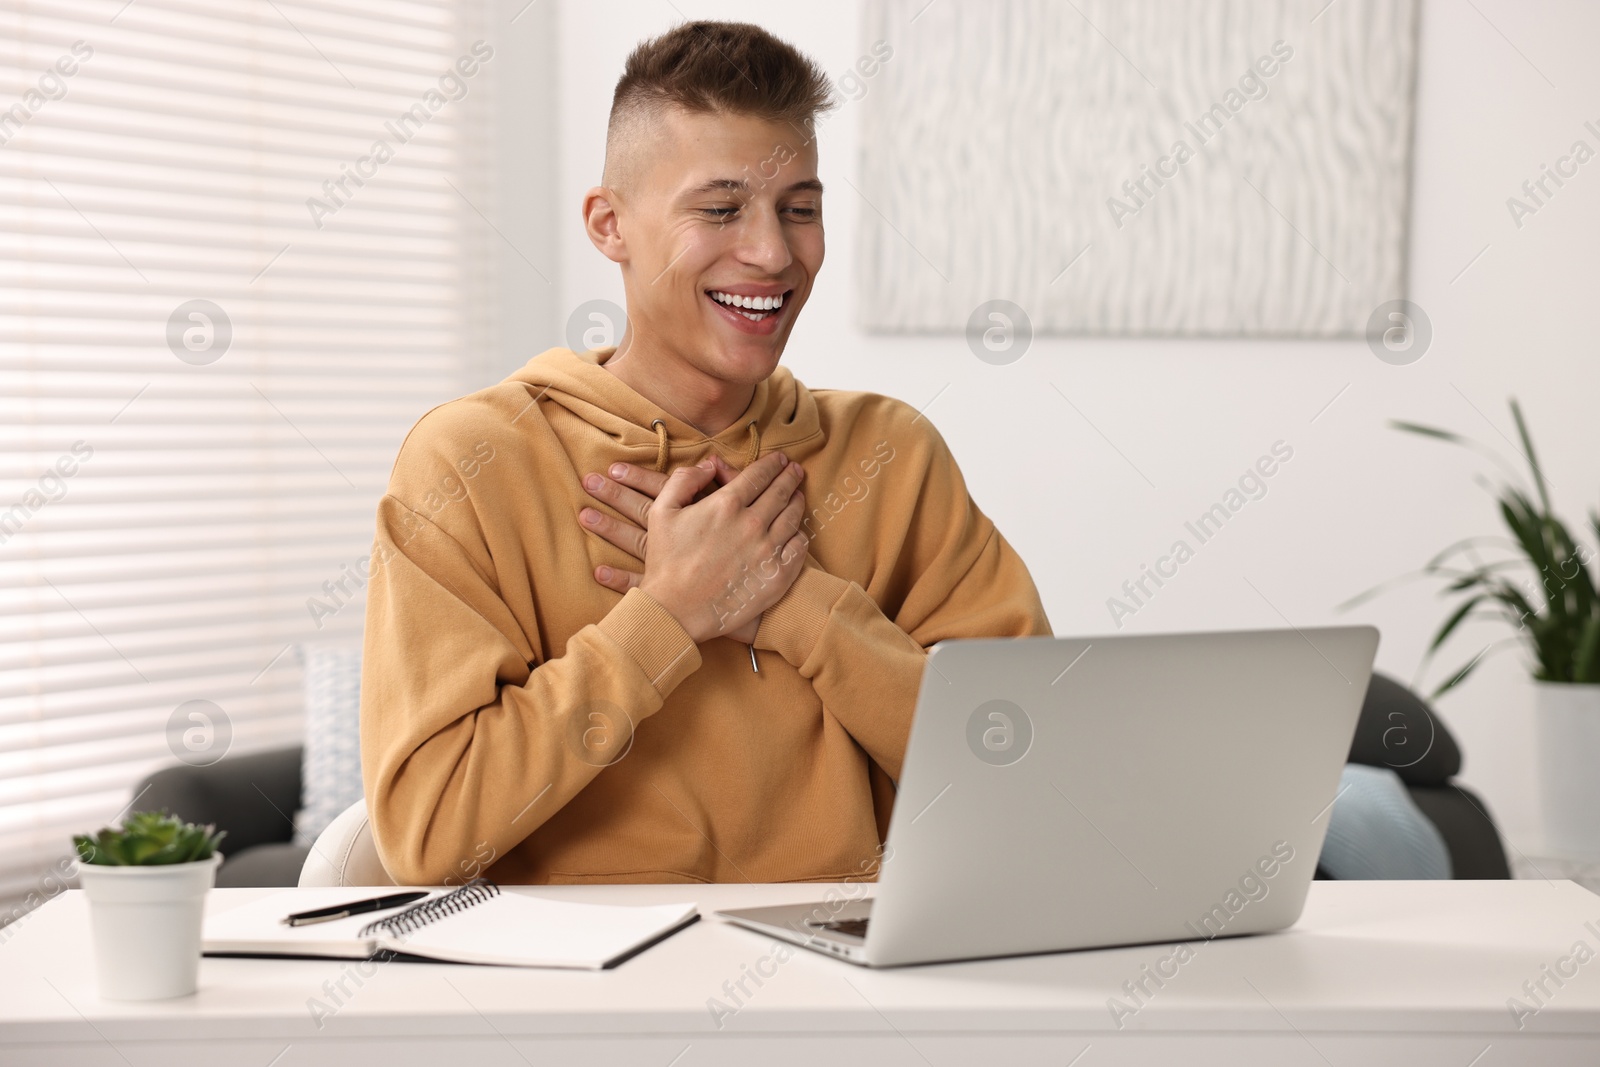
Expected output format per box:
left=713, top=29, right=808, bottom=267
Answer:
left=0, top=0, right=497, bottom=903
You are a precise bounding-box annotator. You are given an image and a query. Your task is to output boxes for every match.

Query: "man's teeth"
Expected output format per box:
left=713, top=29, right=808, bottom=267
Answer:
left=709, top=290, right=785, bottom=316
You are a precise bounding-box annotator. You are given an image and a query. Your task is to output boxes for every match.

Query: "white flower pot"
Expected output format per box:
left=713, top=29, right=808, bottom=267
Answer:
left=76, top=853, right=222, bottom=1000
left=1536, top=682, right=1600, bottom=858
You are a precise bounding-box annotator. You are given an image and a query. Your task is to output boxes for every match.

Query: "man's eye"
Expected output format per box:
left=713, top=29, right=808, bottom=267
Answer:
left=699, top=206, right=818, bottom=219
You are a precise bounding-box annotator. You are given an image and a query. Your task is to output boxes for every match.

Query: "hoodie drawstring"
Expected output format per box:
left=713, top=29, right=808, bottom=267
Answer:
left=651, top=419, right=670, bottom=474
left=746, top=420, right=761, bottom=466
left=649, top=418, right=761, bottom=473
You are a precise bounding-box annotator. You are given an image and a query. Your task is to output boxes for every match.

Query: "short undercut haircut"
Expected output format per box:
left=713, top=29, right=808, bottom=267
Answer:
left=604, top=20, right=837, bottom=194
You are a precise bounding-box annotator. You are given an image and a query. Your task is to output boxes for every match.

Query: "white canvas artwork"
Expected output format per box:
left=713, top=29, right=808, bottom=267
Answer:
left=854, top=0, right=1420, bottom=336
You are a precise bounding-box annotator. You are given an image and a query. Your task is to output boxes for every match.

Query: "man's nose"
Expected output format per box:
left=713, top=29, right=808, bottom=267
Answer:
left=736, top=205, right=794, bottom=274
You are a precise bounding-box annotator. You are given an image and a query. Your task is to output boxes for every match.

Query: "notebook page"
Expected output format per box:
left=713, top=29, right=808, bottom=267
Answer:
left=203, top=887, right=451, bottom=958
left=384, top=891, right=698, bottom=969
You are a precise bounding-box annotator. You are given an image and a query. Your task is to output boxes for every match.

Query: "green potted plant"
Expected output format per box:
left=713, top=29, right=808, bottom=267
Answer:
left=1340, top=398, right=1600, bottom=855
left=73, top=811, right=226, bottom=1000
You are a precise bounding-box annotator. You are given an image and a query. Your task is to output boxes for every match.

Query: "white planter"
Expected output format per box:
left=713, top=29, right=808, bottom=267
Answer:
left=1536, top=682, right=1600, bottom=858
left=76, top=852, right=222, bottom=1000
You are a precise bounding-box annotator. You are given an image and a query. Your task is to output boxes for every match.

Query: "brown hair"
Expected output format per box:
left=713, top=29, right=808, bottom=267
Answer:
left=605, top=21, right=835, bottom=187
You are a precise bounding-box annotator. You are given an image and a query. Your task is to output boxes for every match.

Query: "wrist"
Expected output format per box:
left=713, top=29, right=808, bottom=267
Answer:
left=639, top=579, right=715, bottom=644
left=704, top=595, right=761, bottom=644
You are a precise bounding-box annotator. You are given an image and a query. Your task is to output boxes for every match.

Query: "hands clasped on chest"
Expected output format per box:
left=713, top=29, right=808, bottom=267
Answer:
left=577, top=450, right=809, bottom=646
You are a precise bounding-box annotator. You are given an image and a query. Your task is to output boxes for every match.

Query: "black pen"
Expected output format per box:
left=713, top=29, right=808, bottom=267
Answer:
left=282, top=890, right=429, bottom=927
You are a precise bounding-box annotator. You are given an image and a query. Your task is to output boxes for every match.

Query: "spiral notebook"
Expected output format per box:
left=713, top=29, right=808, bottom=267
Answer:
left=202, top=879, right=700, bottom=970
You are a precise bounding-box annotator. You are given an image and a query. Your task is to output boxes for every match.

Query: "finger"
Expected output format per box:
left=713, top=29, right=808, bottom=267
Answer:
left=770, top=488, right=807, bottom=543
left=747, top=455, right=806, bottom=529
left=749, top=493, right=805, bottom=579
left=684, top=458, right=723, bottom=502
left=627, top=458, right=725, bottom=508
left=707, top=452, right=744, bottom=487
left=718, top=451, right=793, bottom=509
left=593, top=564, right=643, bottom=594
left=779, top=529, right=810, bottom=567
left=655, top=461, right=717, bottom=510
left=604, top=461, right=673, bottom=498
left=578, top=504, right=647, bottom=559
left=585, top=464, right=672, bottom=527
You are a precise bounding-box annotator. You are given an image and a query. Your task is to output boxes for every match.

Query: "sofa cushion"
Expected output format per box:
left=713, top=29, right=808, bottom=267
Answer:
left=134, top=744, right=302, bottom=854
left=1318, top=763, right=1452, bottom=880
left=293, top=642, right=365, bottom=848
left=217, top=842, right=312, bottom=888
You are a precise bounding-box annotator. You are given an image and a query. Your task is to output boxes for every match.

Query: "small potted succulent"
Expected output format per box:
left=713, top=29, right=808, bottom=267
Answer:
left=73, top=811, right=226, bottom=1000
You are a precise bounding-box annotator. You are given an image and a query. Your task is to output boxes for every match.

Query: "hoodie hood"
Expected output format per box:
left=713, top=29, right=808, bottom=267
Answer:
left=510, top=346, right=823, bottom=473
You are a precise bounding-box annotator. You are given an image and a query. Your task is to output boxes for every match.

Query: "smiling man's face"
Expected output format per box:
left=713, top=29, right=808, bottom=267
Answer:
left=593, top=106, right=824, bottom=393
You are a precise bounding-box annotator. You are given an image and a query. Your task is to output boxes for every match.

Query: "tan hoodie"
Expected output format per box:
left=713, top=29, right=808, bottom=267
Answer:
left=360, top=346, right=1052, bottom=886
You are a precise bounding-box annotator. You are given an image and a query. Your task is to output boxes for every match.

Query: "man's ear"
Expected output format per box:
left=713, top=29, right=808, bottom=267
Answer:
left=582, top=187, right=628, bottom=265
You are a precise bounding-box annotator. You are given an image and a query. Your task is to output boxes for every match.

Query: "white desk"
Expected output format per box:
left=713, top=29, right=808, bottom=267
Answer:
left=3, top=880, right=1600, bottom=1065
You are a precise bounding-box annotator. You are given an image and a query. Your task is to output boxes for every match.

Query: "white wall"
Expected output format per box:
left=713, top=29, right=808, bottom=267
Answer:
left=545, top=0, right=1600, bottom=850
left=484, top=0, right=562, bottom=384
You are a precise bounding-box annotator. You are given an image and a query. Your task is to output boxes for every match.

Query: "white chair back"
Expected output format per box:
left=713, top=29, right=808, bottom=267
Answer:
left=297, top=798, right=397, bottom=887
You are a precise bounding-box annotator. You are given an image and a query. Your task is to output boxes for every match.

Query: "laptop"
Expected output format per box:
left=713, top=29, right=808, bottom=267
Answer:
left=716, top=625, right=1380, bottom=967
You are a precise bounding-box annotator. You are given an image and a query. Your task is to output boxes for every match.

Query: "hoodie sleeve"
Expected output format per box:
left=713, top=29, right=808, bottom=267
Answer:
left=752, top=409, right=1052, bottom=782
left=359, top=439, right=701, bottom=887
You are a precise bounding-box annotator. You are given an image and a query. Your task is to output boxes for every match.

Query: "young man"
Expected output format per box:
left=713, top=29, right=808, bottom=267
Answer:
left=360, top=21, right=1051, bottom=887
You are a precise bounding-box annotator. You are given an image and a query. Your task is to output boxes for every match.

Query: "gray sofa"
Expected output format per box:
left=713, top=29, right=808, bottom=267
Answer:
left=1331, top=671, right=1510, bottom=879
left=133, top=745, right=311, bottom=887
left=129, top=671, right=1510, bottom=887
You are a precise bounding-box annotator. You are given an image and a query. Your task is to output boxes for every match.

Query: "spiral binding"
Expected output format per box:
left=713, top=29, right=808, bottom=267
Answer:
left=357, top=877, right=501, bottom=939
